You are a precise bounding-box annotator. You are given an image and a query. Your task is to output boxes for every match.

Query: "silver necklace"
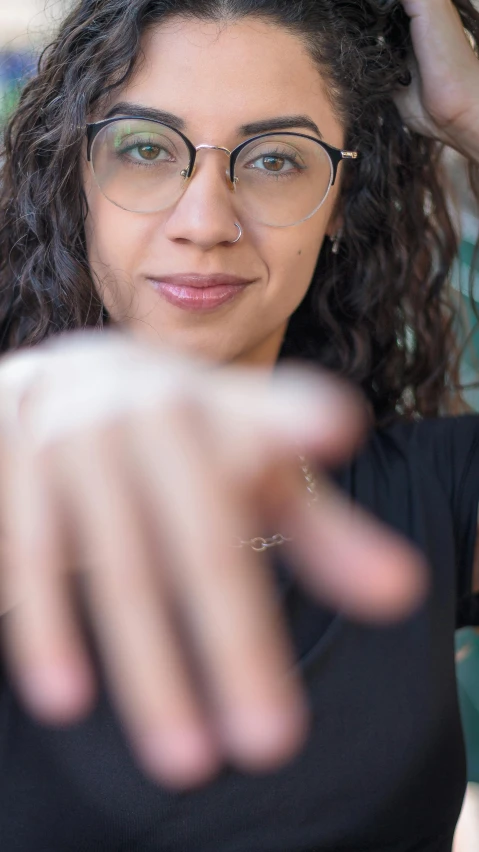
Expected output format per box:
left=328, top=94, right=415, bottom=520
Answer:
left=232, top=456, right=319, bottom=553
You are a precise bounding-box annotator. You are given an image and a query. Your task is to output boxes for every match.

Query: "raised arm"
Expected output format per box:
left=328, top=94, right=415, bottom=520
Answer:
left=396, top=0, right=479, bottom=593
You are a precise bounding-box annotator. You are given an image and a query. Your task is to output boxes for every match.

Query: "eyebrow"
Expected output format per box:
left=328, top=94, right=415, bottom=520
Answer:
left=104, top=102, right=324, bottom=140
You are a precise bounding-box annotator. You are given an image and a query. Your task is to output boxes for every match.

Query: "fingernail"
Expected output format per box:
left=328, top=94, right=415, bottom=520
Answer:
left=20, top=664, right=94, bottom=720
left=138, top=727, right=220, bottom=788
left=220, top=701, right=310, bottom=767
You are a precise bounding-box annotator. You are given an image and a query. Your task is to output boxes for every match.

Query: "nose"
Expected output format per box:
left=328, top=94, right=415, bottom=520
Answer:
left=163, top=150, right=241, bottom=249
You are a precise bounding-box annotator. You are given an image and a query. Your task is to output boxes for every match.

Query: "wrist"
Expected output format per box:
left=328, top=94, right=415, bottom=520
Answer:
left=442, top=107, right=479, bottom=165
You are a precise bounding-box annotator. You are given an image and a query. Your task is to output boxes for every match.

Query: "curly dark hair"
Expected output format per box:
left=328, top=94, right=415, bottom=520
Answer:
left=0, top=0, right=478, bottom=424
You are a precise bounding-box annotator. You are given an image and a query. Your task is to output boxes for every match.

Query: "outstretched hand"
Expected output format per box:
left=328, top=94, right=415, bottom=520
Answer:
left=0, top=333, right=428, bottom=789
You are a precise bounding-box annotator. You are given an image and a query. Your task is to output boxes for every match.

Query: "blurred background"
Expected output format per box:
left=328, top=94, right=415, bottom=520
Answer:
left=1, top=1, right=479, bottom=848
left=0, top=1, right=59, bottom=125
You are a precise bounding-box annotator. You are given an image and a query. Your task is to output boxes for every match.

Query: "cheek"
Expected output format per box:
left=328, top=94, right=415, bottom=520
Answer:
left=84, top=194, right=152, bottom=272
left=266, top=217, right=328, bottom=308
left=83, top=165, right=145, bottom=268
left=83, top=191, right=154, bottom=317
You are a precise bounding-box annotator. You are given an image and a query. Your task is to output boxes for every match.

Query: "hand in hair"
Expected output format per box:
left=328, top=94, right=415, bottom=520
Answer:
left=0, top=332, right=427, bottom=789
left=395, top=0, right=479, bottom=162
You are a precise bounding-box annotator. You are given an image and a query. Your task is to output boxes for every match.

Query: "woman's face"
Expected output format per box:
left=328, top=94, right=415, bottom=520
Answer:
left=83, top=17, right=345, bottom=367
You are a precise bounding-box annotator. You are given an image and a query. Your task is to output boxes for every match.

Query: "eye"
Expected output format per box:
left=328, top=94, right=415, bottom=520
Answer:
left=259, top=155, right=291, bottom=172
left=245, top=149, right=305, bottom=177
left=135, top=144, right=163, bottom=161
left=116, top=137, right=175, bottom=165
left=125, top=143, right=172, bottom=163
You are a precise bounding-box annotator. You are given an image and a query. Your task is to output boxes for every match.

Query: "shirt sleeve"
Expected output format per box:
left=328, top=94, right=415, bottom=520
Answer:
left=388, top=415, right=479, bottom=627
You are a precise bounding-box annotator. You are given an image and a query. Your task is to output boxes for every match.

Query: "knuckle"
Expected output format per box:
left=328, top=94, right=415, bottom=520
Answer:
left=158, top=391, right=207, bottom=430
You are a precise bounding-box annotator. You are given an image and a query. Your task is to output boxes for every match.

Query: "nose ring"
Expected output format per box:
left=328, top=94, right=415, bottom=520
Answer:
left=229, top=222, right=243, bottom=244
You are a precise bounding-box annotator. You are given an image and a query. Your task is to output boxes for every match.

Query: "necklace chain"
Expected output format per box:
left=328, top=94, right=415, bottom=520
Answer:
left=232, top=456, right=319, bottom=553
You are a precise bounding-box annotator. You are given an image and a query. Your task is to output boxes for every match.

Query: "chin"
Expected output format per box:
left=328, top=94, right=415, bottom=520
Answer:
left=122, top=319, right=243, bottom=364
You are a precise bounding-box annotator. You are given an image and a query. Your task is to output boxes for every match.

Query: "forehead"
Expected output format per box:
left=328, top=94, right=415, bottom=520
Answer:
left=112, top=17, right=342, bottom=143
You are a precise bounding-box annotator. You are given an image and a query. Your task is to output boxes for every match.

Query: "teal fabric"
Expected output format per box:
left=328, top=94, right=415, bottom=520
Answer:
left=455, top=234, right=479, bottom=784
left=456, top=629, right=479, bottom=783
left=454, top=233, right=479, bottom=409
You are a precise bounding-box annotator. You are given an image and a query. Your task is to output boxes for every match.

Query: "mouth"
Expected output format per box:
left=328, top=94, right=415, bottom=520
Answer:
left=147, top=273, right=256, bottom=312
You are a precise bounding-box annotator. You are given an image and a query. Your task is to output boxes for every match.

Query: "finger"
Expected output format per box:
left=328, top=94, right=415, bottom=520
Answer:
left=400, top=0, right=478, bottom=71
left=54, top=424, right=223, bottom=789
left=206, top=365, right=369, bottom=483
left=0, top=437, right=96, bottom=723
left=128, top=406, right=310, bottom=773
left=274, top=466, right=429, bottom=623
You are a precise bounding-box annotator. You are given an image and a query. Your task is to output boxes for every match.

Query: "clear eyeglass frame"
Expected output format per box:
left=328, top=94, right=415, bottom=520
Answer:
left=86, top=115, right=359, bottom=227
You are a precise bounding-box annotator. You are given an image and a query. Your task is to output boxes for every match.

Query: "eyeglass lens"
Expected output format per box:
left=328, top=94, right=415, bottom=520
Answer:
left=90, top=119, right=334, bottom=227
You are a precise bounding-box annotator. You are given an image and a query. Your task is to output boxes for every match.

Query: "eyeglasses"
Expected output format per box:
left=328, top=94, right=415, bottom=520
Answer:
left=86, top=117, right=358, bottom=228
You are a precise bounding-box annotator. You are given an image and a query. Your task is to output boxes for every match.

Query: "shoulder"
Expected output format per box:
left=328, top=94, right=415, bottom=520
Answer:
left=374, top=414, right=479, bottom=477
left=333, top=413, right=479, bottom=530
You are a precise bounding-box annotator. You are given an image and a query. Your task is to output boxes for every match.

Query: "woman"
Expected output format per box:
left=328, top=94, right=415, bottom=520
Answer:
left=0, top=0, right=478, bottom=849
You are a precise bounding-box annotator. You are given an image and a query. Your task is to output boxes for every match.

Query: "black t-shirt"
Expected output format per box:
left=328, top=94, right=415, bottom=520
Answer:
left=1, top=415, right=479, bottom=852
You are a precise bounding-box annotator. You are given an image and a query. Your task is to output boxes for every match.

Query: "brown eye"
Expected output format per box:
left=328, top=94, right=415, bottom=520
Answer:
left=263, top=156, right=284, bottom=172
left=138, top=145, right=161, bottom=161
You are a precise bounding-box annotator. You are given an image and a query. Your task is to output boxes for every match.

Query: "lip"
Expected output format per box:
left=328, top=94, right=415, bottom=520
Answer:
left=147, top=274, right=255, bottom=312
left=149, top=274, right=254, bottom=288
